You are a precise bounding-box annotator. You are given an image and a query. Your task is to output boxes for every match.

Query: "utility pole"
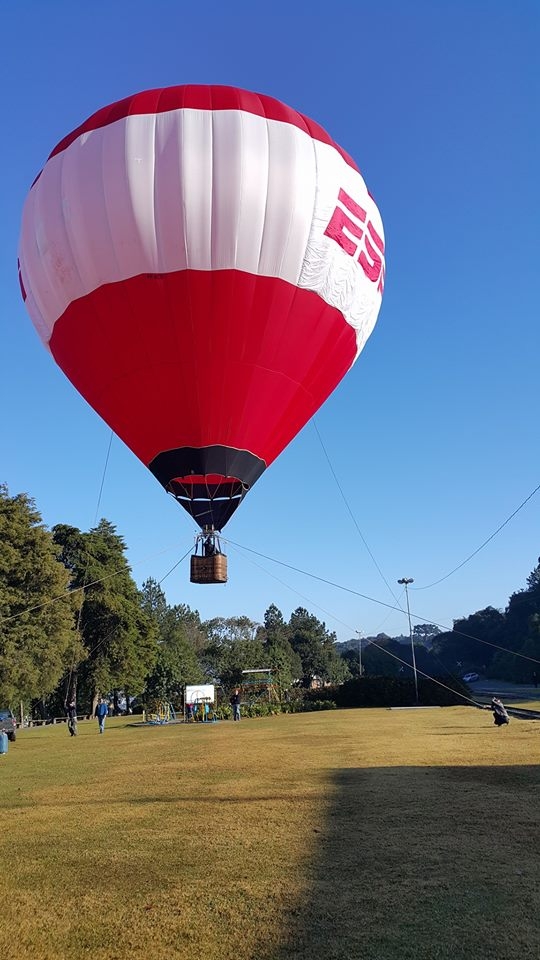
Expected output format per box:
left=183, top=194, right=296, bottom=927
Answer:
left=397, top=578, right=419, bottom=704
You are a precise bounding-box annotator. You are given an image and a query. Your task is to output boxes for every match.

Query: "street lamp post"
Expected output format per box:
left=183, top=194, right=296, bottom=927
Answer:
left=356, top=631, right=363, bottom=677
left=397, top=577, right=419, bottom=704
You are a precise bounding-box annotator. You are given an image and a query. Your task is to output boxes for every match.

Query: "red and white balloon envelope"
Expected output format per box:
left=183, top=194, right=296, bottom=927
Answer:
left=19, top=85, right=385, bottom=533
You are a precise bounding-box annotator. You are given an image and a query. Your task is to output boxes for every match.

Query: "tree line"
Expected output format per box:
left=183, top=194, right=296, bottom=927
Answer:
left=0, top=485, right=348, bottom=717
left=1, top=484, right=538, bottom=718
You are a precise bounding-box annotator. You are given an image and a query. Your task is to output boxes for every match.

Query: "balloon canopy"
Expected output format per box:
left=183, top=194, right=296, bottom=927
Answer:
left=19, top=85, right=385, bottom=531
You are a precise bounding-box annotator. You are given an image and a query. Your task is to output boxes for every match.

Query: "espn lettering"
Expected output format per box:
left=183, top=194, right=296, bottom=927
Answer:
left=324, top=188, right=385, bottom=293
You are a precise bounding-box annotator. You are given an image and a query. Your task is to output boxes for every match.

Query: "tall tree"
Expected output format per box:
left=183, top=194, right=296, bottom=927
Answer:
left=359, top=636, right=403, bottom=677
left=258, top=604, right=302, bottom=692
left=432, top=606, right=505, bottom=674
left=202, top=615, right=265, bottom=688
left=53, top=519, right=158, bottom=711
left=141, top=579, right=204, bottom=707
left=491, top=558, right=540, bottom=680
left=288, top=607, right=350, bottom=686
left=0, top=485, right=82, bottom=707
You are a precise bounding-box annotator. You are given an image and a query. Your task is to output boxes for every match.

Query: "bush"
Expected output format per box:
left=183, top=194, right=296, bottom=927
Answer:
left=213, top=698, right=338, bottom=719
left=315, top=676, right=468, bottom=708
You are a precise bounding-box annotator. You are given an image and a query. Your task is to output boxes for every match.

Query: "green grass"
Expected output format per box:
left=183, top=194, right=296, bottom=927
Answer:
left=0, top=707, right=538, bottom=960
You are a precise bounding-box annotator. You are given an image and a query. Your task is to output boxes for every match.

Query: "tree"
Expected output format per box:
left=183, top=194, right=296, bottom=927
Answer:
left=141, top=580, right=204, bottom=707
left=53, top=520, right=158, bottom=711
left=432, top=607, right=505, bottom=675
left=0, top=485, right=82, bottom=708
left=202, top=616, right=265, bottom=688
left=360, top=636, right=403, bottom=678
left=288, top=607, right=350, bottom=686
left=526, top=557, right=540, bottom=592
left=413, top=623, right=442, bottom=646
left=258, top=604, right=302, bottom=692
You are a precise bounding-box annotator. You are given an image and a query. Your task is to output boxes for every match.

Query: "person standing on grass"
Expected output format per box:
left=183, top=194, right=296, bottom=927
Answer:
left=95, top=698, right=109, bottom=734
left=230, top=689, right=241, bottom=722
left=65, top=700, right=77, bottom=737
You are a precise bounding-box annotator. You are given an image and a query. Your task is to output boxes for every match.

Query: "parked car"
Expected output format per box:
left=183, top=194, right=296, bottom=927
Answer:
left=0, top=709, right=17, bottom=742
left=462, top=672, right=480, bottom=683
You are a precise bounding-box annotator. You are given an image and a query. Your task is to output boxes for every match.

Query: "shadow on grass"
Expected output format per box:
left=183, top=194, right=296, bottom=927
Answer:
left=263, top=764, right=540, bottom=960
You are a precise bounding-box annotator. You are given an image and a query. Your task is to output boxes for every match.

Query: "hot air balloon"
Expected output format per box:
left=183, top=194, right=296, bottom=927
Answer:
left=18, top=85, right=385, bottom=583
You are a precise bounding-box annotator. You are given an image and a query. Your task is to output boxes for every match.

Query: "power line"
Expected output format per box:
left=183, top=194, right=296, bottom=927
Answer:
left=312, top=416, right=403, bottom=607
left=413, top=480, right=540, bottom=590
left=92, top=430, right=114, bottom=527
left=228, top=540, right=356, bottom=635
left=0, top=541, right=193, bottom=626
left=229, top=541, right=484, bottom=709
left=65, top=429, right=116, bottom=701
left=224, top=537, right=540, bottom=666
left=158, top=546, right=193, bottom=585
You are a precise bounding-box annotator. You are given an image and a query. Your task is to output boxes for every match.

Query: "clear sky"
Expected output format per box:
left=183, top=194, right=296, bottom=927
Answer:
left=2, top=1, right=539, bottom=644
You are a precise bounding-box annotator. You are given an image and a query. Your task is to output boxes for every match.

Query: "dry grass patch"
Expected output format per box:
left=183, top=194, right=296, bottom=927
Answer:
left=0, top=707, right=538, bottom=960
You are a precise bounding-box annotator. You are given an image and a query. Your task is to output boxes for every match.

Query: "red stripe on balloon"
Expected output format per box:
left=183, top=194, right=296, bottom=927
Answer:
left=44, top=85, right=359, bottom=172
left=49, top=270, right=357, bottom=470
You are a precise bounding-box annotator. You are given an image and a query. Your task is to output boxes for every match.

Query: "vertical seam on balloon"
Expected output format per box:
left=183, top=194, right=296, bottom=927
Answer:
left=239, top=96, right=270, bottom=458
left=24, top=188, right=50, bottom=340
left=210, top=100, right=216, bottom=274
left=256, top=101, right=270, bottom=276
left=57, top=149, right=85, bottom=313
left=153, top=93, right=165, bottom=272
left=117, top=117, right=150, bottom=410
left=100, top=123, right=122, bottom=280
left=33, top=164, right=66, bottom=337
left=209, top=97, right=225, bottom=501
left=57, top=150, right=88, bottom=343
left=95, top=122, right=141, bottom=413
left=211, top=88, right=234, bottom=510
left=222, top=100, right=244, bottom=455
left=180, top=98, right=201, bottom=449
left=149, top=110, right=159, bottom=271
left=275, top=122, right=298, bottom=281
left=306, top=121, right=320, bottom=288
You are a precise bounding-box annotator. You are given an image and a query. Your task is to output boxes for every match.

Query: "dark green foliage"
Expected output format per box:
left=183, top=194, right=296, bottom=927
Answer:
left=211, top=699, right=337, bottom=719
left=0, top=485, right=82, bottom=705
left=289, top=607, right=350, bottom=687
left=431, top=607, right=505, bottom=675
left=52, top=519, right=158, bottom=710
left=314, top=676, right=468, bottom=708
left=141, top=579, right=205, bottom=708
left=258, top=604, right=302, bottom=691
left=202, top=615, right=266, bottom=687
left=413, top=623, right=442, bottom=645
left=4, top=473, right=540, bottom=715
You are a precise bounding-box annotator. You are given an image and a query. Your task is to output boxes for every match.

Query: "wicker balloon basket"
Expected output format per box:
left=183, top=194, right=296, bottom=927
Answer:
left=190, top=553, right=228, bottom=584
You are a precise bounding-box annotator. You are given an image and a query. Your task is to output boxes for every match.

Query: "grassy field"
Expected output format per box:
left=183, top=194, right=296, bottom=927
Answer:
left=0, top=707, right=538, bottom=960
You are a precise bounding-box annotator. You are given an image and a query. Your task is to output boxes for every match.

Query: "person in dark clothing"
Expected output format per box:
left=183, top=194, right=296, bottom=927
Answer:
left=230, top=689, right=241, bottom=721
left=204, top=536, right=216, bottom=557
left=490, top=697, right=509, bottom=726
left=66, top=700, right=78, bottom=737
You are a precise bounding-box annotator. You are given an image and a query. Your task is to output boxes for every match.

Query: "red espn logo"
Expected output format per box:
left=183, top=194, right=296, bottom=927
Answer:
left=324, top=189, right=385, bottom=294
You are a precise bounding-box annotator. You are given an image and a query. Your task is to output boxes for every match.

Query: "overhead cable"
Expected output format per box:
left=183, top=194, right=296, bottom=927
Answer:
left=312, top=416, right=403, bottom=607
left=413, top=480, right=540, bottom=590
left=224, top=537, right=540, bottom=666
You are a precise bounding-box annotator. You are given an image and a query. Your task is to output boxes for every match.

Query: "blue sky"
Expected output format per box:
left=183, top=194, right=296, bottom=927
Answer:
left=2, top=1, right=539, bottom=643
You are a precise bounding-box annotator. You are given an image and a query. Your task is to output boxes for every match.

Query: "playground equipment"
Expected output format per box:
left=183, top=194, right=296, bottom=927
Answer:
left=143, top=701, right=176, bottom=725
left=239, top=669, right=280, bottom=705
left=184, top=684, right=217, bottom=723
